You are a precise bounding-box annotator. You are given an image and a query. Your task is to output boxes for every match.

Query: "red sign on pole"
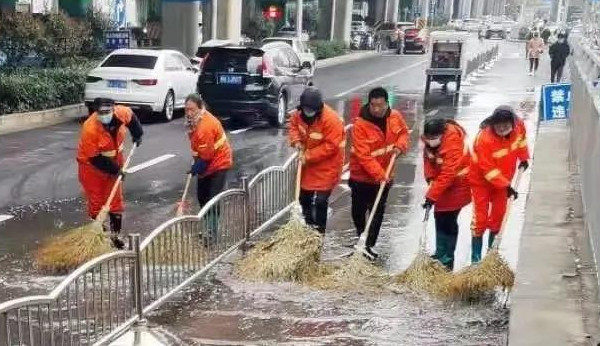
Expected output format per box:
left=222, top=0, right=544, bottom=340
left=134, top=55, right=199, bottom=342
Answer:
left=263, top=5, right=283, bottom=20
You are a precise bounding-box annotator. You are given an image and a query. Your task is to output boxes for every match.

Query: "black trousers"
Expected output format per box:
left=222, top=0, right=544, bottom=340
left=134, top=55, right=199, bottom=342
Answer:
left=196, top=170, right=228, bottom=208
left=529, top=58, right=539, bottom=72
left=299, top=189, right=332, bottom=234
left=551, top=61, right=565, bottom=83
left=349, top=179, right=391, bottom=248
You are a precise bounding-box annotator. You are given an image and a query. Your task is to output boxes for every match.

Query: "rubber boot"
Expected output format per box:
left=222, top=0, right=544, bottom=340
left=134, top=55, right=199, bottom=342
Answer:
left=202, top=212, right=219, bottom=248
left=471, top=236, right=483, bottom=264
left=488, top=232, right=497, bottom=249
left=446, top=231, right=458, bottom=271
left=434, top=231, right=450, bottom=267
left=109, top=213, right=125, bottom=250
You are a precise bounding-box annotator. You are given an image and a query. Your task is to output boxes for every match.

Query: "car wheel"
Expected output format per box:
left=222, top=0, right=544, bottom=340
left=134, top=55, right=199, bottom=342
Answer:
left=161, top=90, right=175, bottom=122
left=269, top=93, right=287, bottom=128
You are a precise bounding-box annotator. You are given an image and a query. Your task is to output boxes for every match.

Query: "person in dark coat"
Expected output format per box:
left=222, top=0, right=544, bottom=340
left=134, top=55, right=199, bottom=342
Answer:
left=549, top=33, right=571, bottom=83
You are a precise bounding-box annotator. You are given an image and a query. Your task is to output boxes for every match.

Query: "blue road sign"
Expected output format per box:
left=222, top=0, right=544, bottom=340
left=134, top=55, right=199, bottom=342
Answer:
left=104, top=30, right=131, bottom=51
left=541, top=83, right=571, bottom=121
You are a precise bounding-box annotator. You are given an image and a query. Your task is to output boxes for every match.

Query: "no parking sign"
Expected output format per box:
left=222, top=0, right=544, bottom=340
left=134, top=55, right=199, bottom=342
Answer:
left=541, top=83, right=571, bottom=121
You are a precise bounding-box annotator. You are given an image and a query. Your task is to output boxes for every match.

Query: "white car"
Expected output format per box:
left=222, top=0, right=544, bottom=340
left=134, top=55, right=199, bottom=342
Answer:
left=84, top=49, right=198, bottom=122
left=261, top=37, right=316, bottom=74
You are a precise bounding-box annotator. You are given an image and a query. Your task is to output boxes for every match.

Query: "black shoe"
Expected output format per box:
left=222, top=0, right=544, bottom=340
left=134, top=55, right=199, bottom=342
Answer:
left=111, top=234, right=125, bottom=250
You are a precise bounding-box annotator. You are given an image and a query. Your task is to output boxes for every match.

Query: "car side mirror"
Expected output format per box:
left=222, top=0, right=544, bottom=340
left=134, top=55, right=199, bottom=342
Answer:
left=301, top=61, right=312, bottom=70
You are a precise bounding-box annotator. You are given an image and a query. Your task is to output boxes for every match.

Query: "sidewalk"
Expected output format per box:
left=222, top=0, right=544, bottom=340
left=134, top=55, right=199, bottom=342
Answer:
left=508, top=120, right=600, bottom=345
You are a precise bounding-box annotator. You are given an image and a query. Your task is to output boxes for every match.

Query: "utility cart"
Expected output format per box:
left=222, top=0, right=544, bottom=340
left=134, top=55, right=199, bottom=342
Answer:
left=424, top=31, right=469, bottom=97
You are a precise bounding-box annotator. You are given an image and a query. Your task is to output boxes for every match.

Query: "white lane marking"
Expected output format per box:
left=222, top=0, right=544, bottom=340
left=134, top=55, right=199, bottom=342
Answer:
left=0, top=215, right=14, bottom=223
left=334, top=59, right=428, bottom=98
left=126, top=154, right=176, bottom=174
left=230, top=127, right=252, bottom=135
left=426, top=109, right=439, bottom=117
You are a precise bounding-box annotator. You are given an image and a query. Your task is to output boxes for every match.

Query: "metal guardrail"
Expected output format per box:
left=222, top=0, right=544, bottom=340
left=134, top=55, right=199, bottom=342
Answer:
left=568, top=36, right=600, bottom=291
left=464, top=44, right=500, bottom=78
left=0, top=123, right=356, bottom=346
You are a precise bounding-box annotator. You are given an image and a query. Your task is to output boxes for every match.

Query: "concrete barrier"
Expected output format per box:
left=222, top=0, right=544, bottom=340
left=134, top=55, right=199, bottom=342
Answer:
left=0, top=103, right=86, bottom=135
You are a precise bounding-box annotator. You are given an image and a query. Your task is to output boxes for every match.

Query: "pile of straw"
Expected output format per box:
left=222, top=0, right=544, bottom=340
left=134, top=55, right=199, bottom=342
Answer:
left=444, top=249, right=515, bottom=300
left=309, top=253, right=392, bottom=293
left=34, top=224, right=113, bottom=274
left=393, top=252, right=452, bottom=296
left=235, top=218, right=323, bottom=282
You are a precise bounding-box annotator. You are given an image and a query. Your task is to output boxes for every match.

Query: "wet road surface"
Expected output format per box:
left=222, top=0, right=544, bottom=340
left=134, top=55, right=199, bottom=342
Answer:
left=0, top=36, right=537, bottom=344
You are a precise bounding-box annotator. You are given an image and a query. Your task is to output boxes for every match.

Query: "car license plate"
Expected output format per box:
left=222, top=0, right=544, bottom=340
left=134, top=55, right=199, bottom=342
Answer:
left=107, top=80, right=127, bottom=89
left=405, top=39, right=414, bottom=43
left=218, top=74, right=243, bottom=85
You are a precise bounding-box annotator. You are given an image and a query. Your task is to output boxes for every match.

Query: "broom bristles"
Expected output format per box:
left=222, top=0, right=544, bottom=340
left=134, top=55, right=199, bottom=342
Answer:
left=444, top=248, right=515, bottom=300
left=393, top=250, right=452, bottom=296
left=235, top=218, right=323, bottom=283
left=34, top=222, right=113, bottom=275
left=308, top=253, right=392, bottom=292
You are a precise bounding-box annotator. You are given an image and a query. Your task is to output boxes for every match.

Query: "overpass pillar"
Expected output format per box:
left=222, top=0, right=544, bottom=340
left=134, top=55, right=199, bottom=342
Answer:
left=161, top=0, right=200, bottom=57
left=333, top=0, right=352, bottom=45
left=201, top=0, right=242, bottom=44
left=374, top=0, right=400, bottom=22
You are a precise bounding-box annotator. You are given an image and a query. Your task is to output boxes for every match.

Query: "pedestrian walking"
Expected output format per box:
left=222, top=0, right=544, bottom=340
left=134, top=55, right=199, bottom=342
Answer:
left=549, top=33, right=570, bottom=83
left=527, top=32, right=545, bottom=76
left=77, top=98, right=143, bottom=249
left=288, top=87, right=345, bottom=234
left=184, top=93, right=233, bottom=242
left=349, top=87, right=410, bottom=260
left=469, top=106, right=530, bottom=264
left=421, top=118, right=471, bottom=271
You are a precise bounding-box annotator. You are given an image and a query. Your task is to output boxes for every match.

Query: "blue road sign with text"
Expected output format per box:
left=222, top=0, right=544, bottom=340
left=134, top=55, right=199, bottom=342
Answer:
left=104, top=30, right=131, bottom=51
left=541, top=83, right=571, bottom=121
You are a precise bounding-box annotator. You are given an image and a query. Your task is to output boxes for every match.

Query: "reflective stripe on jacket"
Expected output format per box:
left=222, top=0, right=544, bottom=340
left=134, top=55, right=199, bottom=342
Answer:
left=349, top=109, right=410, bottom=184
left=188, top=111, right=233, bottom=177
left=470, top=117, right=529, bottom=189
left=77, top=105, right=133, bottom=167
left=289, top=104, right=345, bottom=191
left=423, top=120, right=471, bottom=212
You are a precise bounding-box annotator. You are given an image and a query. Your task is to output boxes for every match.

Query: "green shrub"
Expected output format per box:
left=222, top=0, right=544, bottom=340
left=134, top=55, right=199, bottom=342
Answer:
left=308, top=40, right=347, bottom=60
left=0, top=61, right=97, bottom=115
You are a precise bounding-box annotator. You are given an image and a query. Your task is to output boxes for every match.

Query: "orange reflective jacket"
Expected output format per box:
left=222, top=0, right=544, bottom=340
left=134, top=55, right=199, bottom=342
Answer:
left=423, top=120, right=471, bottom=212
left=188, top=111, right=233, bottom=177
left=77, top=105, right=132, bottom=167
left=289, top=105, right=345, bottom=191
left=349, top=109, right=410, bottom=184
left=470, top=117, right=529, bottom=189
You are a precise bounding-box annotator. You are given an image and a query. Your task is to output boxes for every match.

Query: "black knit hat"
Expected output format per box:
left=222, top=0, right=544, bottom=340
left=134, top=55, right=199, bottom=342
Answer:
left=424, top=118, right=447, bottom=137
left=300, top=87, right=324, bottom=112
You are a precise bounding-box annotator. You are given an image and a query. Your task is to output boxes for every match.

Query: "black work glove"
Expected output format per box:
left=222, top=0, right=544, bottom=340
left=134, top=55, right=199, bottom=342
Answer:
left=133, top=137, right=142, bottom=147
left=518, top=160, right=529, bottom=172
left=116, top=169, right=126, bottom=181
left=507, top=186, right=518, bottom=200
left=422, top=198, right=434, bottom=210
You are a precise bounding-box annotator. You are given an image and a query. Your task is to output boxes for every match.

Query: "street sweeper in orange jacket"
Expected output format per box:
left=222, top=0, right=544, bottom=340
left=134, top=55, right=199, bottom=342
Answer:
left=77, top=98, right=143, bottom=249
left=470, top=105, right=529, bottom=263
left=421, top=118, right=471, bottom=270
left=289, top=87, right=345, bottom=234
left=349, top=87, right=410, bottom=259
left=184, top=93, right=233, bottom=244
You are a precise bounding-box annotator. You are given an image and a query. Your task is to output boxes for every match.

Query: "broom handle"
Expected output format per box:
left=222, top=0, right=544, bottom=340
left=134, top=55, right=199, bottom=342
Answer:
left=180, top=173, right=192, bottom=206
left=95, top=145, right=136, bottom=223
left=295, top=151, right=303, bottom=203
left=361, top=155, right=398, bottom=243
left=420, top=205, right=432, bottom=250
left=491, top=168, right=525, bottom=250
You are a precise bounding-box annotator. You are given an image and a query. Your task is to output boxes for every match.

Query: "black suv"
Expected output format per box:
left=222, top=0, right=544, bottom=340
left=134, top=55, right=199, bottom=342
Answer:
left=197, top=42, right=312, bottom=127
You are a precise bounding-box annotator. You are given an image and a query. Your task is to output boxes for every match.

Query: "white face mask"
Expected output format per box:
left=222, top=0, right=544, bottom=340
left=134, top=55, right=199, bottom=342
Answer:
left=558, top=38, right=565, bottom=43
left=495, top=127, right=513, bottom=137
left=425, top=137, right=442, bottom=148
left=303, top=108, right=317, bottom=118
left=98, top=112, right=113, bottom=125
